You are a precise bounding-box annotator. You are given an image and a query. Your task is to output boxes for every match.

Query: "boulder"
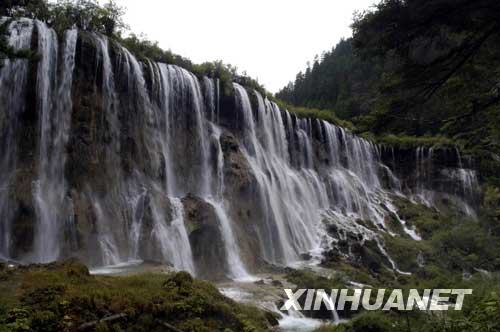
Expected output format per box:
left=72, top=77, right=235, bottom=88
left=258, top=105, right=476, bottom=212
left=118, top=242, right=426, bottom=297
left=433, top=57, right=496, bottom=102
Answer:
left=182, top=194, right=228, bottom=280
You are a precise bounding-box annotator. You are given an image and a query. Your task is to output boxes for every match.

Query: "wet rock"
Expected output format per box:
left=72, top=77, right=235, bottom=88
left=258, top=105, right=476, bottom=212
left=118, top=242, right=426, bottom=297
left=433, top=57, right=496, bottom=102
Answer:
left=351, top=240, right=391, bottom=273
left=321, top=249, right=343, bottom=264
left=300, top=253, right=312, bottom=261
left=219, top=132, right=264, bottom=270
left=182, top=194, right=228, bottom=280
left=271, top=279, right=283, bottom=287
left=10, top=200, right=35, bottom=257
left=220, top=133, right=255, bottom=194
left=263, top=309, right=280, bottom=327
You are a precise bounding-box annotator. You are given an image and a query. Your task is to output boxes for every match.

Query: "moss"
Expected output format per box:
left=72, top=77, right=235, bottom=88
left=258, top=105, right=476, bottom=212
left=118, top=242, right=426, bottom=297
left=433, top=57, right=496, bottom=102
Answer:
left=332, top=263, right=378, bottom=286
left=347, top=311, right=393, bottom=332
left=0, top=19, right=39, bottom=66
left=272, top=99, right=355, bottom=130
left=392, top=197, right=450, bottom=239
left=374, top=134, right=457, bottom=149
left=383, top=234, right=431, bottom=273
left=284, top=269, right=347, bottom=292
left=0, top=260, right=273, bottom=332
left=384, top=214, right=406, bottom=236
left=483, top=184, right=500, bottom=228
left=314, top=284, right=500, bottom=332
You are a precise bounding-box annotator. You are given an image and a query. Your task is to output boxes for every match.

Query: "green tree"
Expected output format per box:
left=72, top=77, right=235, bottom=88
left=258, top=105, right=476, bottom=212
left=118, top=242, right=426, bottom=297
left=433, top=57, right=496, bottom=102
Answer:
left=351, top=0, right=500, bottom=134
left=2, top=0, right=127, bottom=36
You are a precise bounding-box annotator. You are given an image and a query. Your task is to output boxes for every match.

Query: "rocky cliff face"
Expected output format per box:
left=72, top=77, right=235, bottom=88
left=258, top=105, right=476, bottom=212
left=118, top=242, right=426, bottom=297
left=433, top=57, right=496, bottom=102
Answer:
left=379, top=145, right=480, bottom=215
left=0, top=18, right=482, bottom=279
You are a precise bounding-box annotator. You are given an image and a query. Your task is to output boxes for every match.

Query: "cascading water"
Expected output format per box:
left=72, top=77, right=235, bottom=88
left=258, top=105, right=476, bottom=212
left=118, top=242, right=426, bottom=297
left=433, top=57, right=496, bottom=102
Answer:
left=207, top=198, right=251, bottom=279
left=33, top=22, right=77, bottom=262
left=150, top=196, right=195, bottom=273
left=414, top=146, right=435, bottom=206
left=413, top=146, right=479, bottom=217
left=0, top=18, right=480, bottom=281
left=0, top=18, right=33, bottom=258
left=234, top=84, right=321, bottom=264
left=155, top=64, right=248, bottom=276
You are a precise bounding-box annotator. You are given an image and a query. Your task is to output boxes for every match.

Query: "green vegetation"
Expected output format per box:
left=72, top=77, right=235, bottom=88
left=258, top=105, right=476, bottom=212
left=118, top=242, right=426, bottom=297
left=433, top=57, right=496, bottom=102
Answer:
left=2, top=0, right=500, bottom=330
left=0, top=260, right=275, bottom=332
left=273, top=99, right=354, bottom=130
left=276, top=39, right=381, bottom=121
left=284, top=269, right=345, bottom=291
left=276, top=13, right=500, bottom=322
left=118, top=34, right=264, bottom=96
left=0, top=19, right=37, bottom=64
left=374, top=134, right=456, bottom=149
left=350, top=0, right=500, bottom=136
left=0, top=0, right=265, bottom=95
left=276, top=0, right=500, bottom=186
left=314, top=293, right=500, bottom=332
left=278, top=0, right=500, bottom=138
left=1, top=0, right=127, bottom=36
left=304, top=196, right=500, bottom=332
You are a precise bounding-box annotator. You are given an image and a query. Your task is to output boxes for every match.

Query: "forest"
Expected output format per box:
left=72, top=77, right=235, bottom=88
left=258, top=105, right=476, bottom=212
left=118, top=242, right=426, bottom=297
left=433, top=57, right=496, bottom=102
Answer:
left=277, top=0, right=500, bottom=184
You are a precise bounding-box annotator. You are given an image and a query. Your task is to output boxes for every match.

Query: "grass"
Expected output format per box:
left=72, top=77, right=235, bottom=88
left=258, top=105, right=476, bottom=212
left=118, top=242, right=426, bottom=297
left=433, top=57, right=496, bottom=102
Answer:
left=374, top=134, right=457, bottom=149
left=0, top=260, right=276, bottom=332
left=272, top=99, right=355, bottom=130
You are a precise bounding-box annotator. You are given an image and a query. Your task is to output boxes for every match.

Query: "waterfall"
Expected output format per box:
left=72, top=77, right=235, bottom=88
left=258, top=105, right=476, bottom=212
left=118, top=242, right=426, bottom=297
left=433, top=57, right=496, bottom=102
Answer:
left=150, top=196, right=195, bottom=273
left=157, top=64, right=211, bottom=197
left=206, top=198, right=250, bottom=280
left=88, top=34, right=123, bottom=266
left=0, top=18, right=33, bottom=257
left=129, top=186, right=147, bottom=259
left=0, top=18, right=481, bottom=278
left=232, top=84, right=420, bottom=270
left=414, top=146, right=435, bottom=206
left=413, top=146, right=478, bottom=217
left=33, top=22, right=77, bottom=263
left=234, top=84, right=324, bottom=264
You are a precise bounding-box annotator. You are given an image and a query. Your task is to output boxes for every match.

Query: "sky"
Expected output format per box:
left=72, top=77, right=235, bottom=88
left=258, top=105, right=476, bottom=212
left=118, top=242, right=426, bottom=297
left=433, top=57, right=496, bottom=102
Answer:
left=116, top=0, right=376, bottom=93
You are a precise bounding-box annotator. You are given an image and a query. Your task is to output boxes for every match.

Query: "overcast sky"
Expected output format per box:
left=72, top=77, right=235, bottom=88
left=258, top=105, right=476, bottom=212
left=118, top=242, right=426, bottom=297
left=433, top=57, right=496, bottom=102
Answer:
left=115, top=0, right=376, bottom=93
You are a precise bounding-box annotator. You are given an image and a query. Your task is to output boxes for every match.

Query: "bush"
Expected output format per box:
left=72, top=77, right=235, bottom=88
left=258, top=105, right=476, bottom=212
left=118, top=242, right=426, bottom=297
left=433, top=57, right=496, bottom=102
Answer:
left=350, top=312, right=392, bottom=332
left=273, top=99, right=355, bottom=129
left=0, top=261, right=273, bottom=332
left=4, top=0, right=127, bottom=36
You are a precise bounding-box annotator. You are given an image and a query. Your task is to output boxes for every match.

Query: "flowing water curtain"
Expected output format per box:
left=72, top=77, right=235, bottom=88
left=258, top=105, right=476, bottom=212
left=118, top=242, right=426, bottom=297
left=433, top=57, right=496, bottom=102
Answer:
left=233, top=84, right=403, bottom=265
left=32, top=21, right=79, bottom=263
left=413, top=146, right=478, bottom=216
left=0, top=18, right=33, bottom=258
left=0, top=19, right=481, bottom=279
left=234, top=84, right=325, bottom=264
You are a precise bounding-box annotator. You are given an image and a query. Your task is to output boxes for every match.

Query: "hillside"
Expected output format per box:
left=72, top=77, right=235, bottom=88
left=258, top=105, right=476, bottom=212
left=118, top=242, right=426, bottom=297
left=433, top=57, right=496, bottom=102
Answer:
left=277, top=0, right=500, bottom=186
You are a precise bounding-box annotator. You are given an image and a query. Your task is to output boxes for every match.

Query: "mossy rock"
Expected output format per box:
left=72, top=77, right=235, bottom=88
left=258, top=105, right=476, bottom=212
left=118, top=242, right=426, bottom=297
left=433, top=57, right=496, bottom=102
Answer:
left=0, top=260, right=274, bottom=331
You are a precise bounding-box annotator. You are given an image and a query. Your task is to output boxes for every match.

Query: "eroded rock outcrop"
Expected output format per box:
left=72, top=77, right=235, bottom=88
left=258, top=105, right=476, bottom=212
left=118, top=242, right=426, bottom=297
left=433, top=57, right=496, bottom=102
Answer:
left=182, top=194, right=228, bottom=280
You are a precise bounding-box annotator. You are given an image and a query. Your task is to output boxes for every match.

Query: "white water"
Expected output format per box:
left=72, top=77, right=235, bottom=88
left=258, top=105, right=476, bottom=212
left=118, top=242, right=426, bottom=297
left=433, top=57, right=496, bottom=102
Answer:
left=219, top=285, right=329, bottom=332
left=33, top=23, right=77, bottom=262
left=0, top=20, right=481, bottom=285
left=207, top=198, right=252, bottom=280
left=0, top=18, right=33, bottom=257
left=414, top=146, right=478, bottom=217
left=150, top=197, right=195, bottom=273
left=234, top=84, right=323, bottom=264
